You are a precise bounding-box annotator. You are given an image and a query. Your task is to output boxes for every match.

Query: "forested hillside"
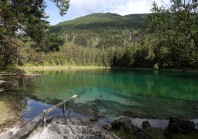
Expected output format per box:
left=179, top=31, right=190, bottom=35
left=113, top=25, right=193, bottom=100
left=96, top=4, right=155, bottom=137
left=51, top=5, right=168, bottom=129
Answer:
left=50, top=13, right=147, bottom=48
left=18, top=9, right=197, bottom=69
left=19, top=13, right=154, bottom=67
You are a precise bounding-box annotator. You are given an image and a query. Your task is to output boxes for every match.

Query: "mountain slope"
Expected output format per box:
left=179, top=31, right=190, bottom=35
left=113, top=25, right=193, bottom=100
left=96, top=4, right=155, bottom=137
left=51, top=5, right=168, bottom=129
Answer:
left=50, top=13, right=148, bottom=48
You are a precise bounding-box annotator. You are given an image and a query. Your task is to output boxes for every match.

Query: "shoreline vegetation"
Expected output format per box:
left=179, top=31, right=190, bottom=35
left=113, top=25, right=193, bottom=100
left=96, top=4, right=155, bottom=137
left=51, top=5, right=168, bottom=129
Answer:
left=18, top=66, right=198, bottom=73
left=19, top=66, right=110, bottom=71
left=0, top=66, right=198, bottom=77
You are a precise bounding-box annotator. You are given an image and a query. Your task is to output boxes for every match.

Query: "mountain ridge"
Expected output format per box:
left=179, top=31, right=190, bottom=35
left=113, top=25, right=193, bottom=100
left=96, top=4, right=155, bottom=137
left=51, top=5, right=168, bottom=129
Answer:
left=55, top=13, right=148, bottom=27
left=50, top=13, right=148, bottom=48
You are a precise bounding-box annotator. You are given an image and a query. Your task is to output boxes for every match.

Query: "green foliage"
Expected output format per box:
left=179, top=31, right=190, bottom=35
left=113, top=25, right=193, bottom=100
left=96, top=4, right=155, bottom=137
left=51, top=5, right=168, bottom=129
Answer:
left=36, top=34, right=65, bottom=52
left=153, top=63, right=159, bottom=70
left=51, top=0, right=70, bottom=16
left=148, top=0, right=198, bottom=68
left=19, top=43, right=106, bottom=66
left=0, top=0, right=70, bottom=68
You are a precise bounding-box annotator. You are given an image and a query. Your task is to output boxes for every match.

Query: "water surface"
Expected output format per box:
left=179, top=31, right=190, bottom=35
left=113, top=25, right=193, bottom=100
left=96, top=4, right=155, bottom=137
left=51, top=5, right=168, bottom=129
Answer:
left=2, top=69, right=198, bottom=122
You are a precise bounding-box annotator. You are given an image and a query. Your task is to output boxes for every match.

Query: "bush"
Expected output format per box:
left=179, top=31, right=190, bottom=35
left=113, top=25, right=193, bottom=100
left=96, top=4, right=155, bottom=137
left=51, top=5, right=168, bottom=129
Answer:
left=153, top=63, right=159, bottom=70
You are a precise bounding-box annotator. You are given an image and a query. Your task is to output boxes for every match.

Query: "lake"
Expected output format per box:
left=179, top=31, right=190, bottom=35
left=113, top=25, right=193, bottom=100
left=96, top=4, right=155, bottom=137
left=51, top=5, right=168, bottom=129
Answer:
left=2, top=69, right=198, bottom=123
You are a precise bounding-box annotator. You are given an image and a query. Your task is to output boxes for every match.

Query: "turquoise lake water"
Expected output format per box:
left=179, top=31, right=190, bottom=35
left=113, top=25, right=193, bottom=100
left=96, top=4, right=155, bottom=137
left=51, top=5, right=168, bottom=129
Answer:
left=15, top=69, right=198, bottom=120
left=0, top=70, right=198, bottom=121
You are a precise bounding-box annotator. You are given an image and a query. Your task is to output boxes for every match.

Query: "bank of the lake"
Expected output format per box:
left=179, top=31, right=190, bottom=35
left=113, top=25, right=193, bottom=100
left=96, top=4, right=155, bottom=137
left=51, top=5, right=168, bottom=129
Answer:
left=19, top=66, right=198, bottom=73
left=19, top=66, right=110, bottom=71
left=0, top=66, right=40, bottom=77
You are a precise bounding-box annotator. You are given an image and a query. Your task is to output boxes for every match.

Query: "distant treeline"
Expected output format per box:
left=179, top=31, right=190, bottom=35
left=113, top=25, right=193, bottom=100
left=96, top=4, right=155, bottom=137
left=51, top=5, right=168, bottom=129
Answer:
left=19, top=34, right=196, bottom=69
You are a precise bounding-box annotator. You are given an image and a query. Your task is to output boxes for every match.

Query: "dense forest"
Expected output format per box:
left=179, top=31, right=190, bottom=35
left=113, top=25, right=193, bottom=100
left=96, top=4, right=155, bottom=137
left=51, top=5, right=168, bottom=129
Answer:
left=20, top=13, right=150, bottom=67
left=0, top=0, right=198, bottom=69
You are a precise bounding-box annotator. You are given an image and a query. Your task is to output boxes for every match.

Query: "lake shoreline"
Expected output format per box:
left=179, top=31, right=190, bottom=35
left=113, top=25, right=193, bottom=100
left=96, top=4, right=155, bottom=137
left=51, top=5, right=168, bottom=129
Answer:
left=0, top=66, right=197, bottom=73
left=1, top=115, right=198, bottom=139
left=19, top=66, right=110, bottom=71
left=18, top=66, right=198, bottom=73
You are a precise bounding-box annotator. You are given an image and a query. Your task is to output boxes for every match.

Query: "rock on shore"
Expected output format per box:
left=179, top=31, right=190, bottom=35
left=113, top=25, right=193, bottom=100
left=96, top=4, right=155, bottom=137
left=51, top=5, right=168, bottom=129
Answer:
left=28, top=116, right=120, bottom=139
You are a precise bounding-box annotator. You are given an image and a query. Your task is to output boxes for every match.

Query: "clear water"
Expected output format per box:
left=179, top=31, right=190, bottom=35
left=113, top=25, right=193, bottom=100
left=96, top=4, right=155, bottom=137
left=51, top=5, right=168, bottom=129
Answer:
left=14, top=69, right=198, bottom=120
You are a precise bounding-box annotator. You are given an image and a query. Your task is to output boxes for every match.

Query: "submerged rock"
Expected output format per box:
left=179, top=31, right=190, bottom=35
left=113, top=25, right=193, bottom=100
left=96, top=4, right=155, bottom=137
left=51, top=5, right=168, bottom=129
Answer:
left=111, top=116, right=140, bottom=134
left=165, top=117, right=197, bottom=134
left=142, top=121, right=151, bottom=130
left=89, top=104, right=100, bottom=122
left=110, top=117, right=151, bottom=139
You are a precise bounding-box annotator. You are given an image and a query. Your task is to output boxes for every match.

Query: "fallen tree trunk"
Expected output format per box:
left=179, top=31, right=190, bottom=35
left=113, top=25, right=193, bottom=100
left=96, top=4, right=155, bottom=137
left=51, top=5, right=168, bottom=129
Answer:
left=10, top=95, right=78, bottom=139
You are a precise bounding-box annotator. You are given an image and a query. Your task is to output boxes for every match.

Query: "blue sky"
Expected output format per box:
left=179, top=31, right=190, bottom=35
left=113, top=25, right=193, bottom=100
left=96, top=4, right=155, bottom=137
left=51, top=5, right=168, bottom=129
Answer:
left=45, top=0, right=170, bottom=25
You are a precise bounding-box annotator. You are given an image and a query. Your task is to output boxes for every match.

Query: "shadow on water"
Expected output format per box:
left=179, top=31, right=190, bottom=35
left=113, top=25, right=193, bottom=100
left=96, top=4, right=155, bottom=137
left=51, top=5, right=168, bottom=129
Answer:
left=167, top=74, right=198, bottom=80
left=112, top=69, right=198, bottom=80
left=153, top=71, right=198, bottom=80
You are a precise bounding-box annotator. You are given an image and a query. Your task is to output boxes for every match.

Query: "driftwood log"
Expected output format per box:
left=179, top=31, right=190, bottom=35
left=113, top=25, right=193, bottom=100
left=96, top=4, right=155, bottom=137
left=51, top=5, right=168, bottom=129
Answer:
left=10, top=95, right=79, bottom=139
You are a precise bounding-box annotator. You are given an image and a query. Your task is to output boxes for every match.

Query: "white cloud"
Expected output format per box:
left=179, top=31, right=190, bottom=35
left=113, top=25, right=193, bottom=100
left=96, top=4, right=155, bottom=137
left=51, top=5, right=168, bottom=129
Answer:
left=45, top=0, right=171, bottom=25
left=109, top=0, right=151, bottom=15
left=108, top=0, right=171, bottom=15
left=65, top=0, right=128, bottom=18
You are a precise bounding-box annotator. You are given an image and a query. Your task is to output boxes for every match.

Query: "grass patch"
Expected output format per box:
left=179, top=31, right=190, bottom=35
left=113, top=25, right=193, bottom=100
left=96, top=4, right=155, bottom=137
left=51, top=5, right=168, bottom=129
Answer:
left=19, top=66, right=110, bottom=71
